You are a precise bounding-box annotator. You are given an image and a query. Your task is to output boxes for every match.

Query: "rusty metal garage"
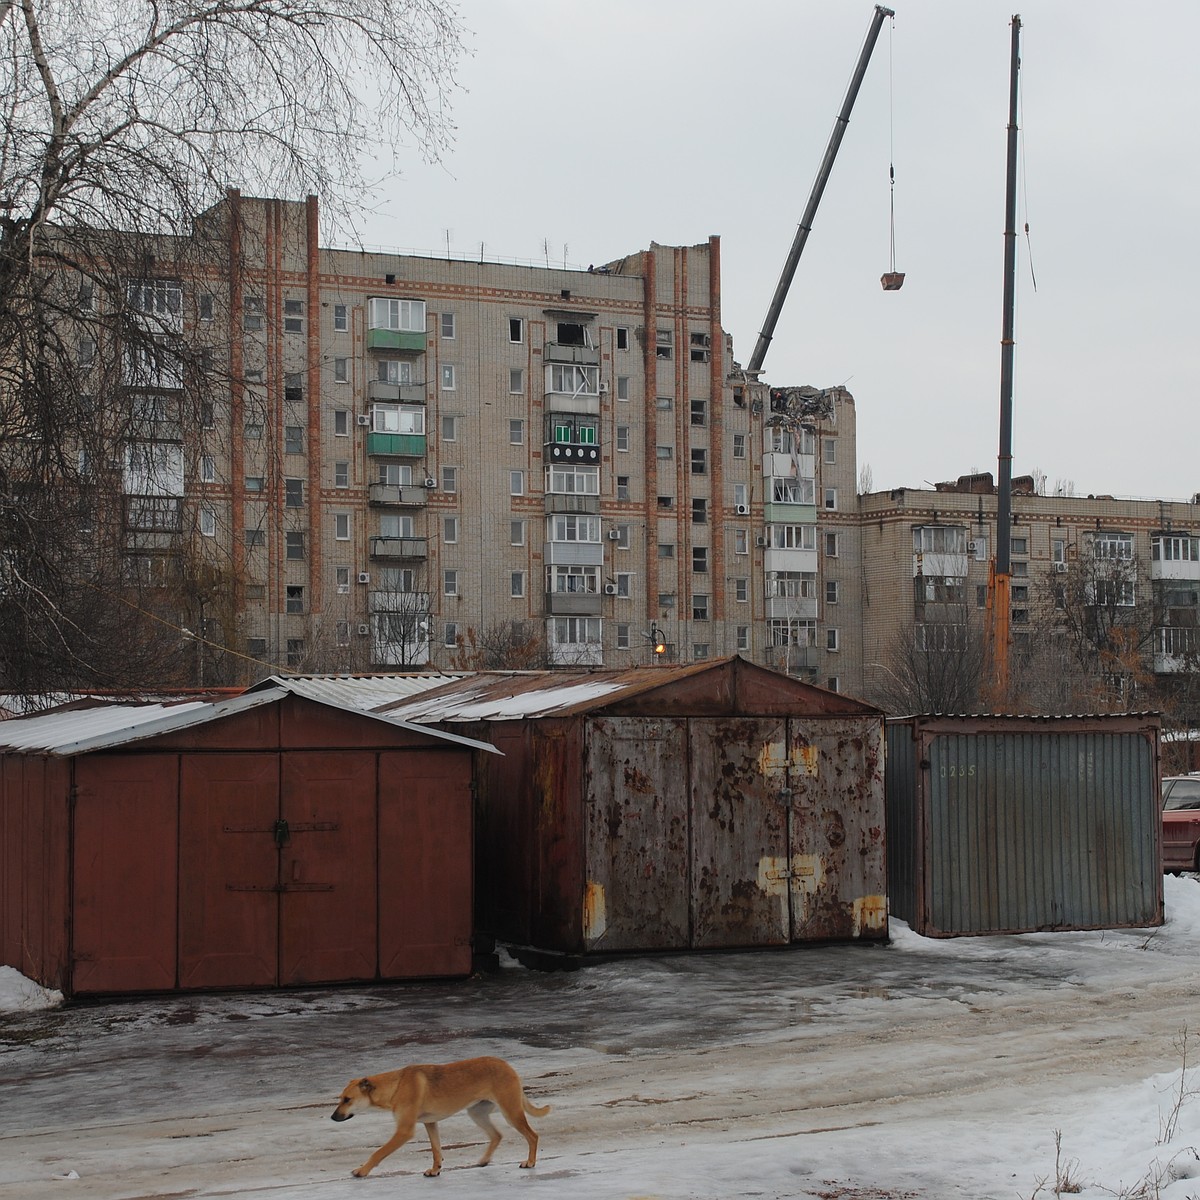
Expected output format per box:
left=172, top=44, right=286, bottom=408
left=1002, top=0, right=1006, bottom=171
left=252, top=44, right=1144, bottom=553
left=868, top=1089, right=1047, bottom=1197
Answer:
left=382, top=656, right=887, bottom=962
left=0, top=686, right=491, bottom=997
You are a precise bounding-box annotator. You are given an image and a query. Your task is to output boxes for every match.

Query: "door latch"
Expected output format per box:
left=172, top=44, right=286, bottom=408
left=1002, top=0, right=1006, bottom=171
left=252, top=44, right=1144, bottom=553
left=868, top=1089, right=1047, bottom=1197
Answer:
left=272, top=818, right=290, bottom=848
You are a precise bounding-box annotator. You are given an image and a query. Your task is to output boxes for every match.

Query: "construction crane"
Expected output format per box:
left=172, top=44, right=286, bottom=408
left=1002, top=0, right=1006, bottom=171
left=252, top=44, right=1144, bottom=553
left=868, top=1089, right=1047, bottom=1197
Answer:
left=988, top=14, right=1022, bottom=702
left=747, top=4, right=894, bottom=376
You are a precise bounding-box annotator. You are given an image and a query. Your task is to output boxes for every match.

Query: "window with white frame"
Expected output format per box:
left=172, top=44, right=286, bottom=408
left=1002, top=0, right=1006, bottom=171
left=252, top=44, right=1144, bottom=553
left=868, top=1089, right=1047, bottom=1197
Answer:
left=509, top=368, right=524, bottom=394
left=440, top=364, right=456, bottom=391
left=284, top=298, right=304, bottom=333
left=511, top=519, right=526, bottom=546
left=733, top=433, right=746, bottom=458
left=546, top=463, right=599, bottom=495
left=549, top=513, right=600, bottom=542
left=336, top=621, right=351, bottom=647
left=336, top=566, right=351, bottom=593
left=735, top=578, right=749, bottom=603
left=616, top=425, right=630, bottom=452
left=372, top=405, right=424, bottom=435
left=547, top=363, right=599, bottom=396
left=444, top=569, right=459, bottom=596
left=377, top=359, right=413, bottom=384
left=692, top=593, right=710, bottom=620
left=770, top=618, right=816, bottom=647
left=444, top=621, right=459, bottom=648
left=510, top=471, right=525, bottom=496
left=334, top=358, right=348, bottom=383
left=770, top=571, right=816, bottom=598
left=772, top=477, right=815, bottom=504
left=509, top=419, right=525, bottom=445
left=616, top=525, right=631, bottom=550
left=913, top=525, right=967, bottom=554
left=616, top=623, right=630, bottom=649
left=1153, top=534, right=1200, bottom=561
left=826, top=628, right=839, bottom=651
left=823, top=488, right=838, bottom=511
left=334, top=513, right=350, bottom=540
left=734, top=529, right=749, bottom=555
left=200, top=456, right=215, bottom=483
left=552, top=617, right=601, bottom=645
left=199, top=505, right=217, bottom=536
left=1091, top=578, right=1136, bottom=607
left=334, top=409, right=350, bottom=436
left=616, top=326, right=630, bottom=351
left=767, top=524, right=817, bottom=550
left=509, top=317, right=524, bottom=343
left=333, top=304, right=348, bottom=332
left=824, top=531, right=839, bottom=557
left=443, top=516, right=458, bottom=543
left=616, top=375, right=630, bottom=401
left=367, top=297, right=425, bottom=331
left=377, top=463, right=412, bottom=486
left=548, top=565, right=600, bottom=594
left=511, top=571, right=526, bottom=598
left=823, top=437, right=837, bottom=465
left=440, top=312, right=455, bottom=339
left=615, top=573, right=633, bottom=598
left=826, top=579, right=839, bottom=604
left=736, top=625, right=750, bottom=651
left=442, top=465, right=457, bottom=493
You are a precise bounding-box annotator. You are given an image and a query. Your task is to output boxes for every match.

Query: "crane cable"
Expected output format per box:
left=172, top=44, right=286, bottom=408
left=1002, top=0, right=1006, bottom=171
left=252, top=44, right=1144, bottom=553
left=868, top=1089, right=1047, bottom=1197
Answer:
left=1019, top=50, right=1038, bottom=293
left=888, top=11, right=898, bottom=275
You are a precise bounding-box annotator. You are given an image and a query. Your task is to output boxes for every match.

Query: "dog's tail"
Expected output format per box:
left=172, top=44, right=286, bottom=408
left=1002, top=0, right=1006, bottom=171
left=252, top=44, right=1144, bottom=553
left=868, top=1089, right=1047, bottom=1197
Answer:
left=524, top=1096, right=551, bottom=1118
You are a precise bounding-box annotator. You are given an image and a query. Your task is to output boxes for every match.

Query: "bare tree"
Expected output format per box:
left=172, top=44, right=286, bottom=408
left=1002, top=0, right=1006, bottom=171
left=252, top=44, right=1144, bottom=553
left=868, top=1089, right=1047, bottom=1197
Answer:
left=0, top=0, right=463, bottom=693
left=866, top=606, right=987, bottom=715
left=455, top=621, right=552, bottom=671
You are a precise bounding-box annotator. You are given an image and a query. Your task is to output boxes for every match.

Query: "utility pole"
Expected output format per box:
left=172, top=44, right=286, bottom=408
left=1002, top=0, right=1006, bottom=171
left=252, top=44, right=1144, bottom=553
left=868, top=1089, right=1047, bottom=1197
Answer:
left=989, top=13, right=1021, bottom=703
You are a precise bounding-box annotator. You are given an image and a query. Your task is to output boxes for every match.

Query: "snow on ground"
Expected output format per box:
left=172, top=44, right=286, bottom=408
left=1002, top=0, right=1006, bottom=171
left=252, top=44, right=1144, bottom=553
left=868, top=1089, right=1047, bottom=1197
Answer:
left=2, top=877, right=1200, bottom=1200
left=0, top=965, right=62, bottom=1013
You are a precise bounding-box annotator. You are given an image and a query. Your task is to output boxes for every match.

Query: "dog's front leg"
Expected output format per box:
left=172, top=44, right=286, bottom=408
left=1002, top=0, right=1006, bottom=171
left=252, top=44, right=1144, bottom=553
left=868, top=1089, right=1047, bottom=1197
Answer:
left=352, top=1120, right=416, bottom=1178
left=423, top=1121, right=443, bottom=1177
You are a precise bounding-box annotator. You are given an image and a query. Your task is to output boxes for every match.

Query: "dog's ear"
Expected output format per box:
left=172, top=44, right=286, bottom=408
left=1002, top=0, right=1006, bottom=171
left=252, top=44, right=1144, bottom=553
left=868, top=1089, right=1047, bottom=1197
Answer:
left=359, top=1078, right=374, bottom=1094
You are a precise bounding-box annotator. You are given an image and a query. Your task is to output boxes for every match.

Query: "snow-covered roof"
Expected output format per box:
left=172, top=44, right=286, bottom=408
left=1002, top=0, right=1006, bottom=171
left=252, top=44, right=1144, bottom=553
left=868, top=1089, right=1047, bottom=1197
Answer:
left=384, top=676, right=628, bottom=722
left=247, top=672, right=465, bottom=711
left=0, top=686, right=497, bottom=756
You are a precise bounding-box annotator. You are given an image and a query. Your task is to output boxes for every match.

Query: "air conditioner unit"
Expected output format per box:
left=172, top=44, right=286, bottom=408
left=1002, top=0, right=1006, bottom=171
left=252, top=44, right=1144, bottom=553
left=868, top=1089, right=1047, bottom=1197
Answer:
left=603, top=583, right=618, bottom=595
left=599, top=381, right=610, bottom=394
left=966, top=540, right=978, bottom=552
left=357, top=414, right=371, bottom=426
left=606, top=529, right=621, bottom=540
left=424, top=477, right=438, bottom=488
left=755, top=535, right=767, bottom=547
left=356, top=623, right=371, bottom=636
left=1054, top=561, right=1068, bottom=573
left=736, top=504, right=750, bottom=515
left=357, top=572, right=370, bottom=584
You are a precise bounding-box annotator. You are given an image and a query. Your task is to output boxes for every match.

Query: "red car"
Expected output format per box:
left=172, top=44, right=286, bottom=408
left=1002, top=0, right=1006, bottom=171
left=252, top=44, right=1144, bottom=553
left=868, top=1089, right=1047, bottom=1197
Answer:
left=1162, top=775, right=1200, bottom=873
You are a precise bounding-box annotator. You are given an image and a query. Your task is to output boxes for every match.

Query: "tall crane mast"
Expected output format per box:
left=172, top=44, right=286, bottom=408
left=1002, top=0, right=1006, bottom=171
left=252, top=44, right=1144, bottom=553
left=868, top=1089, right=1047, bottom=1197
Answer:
left=747, top=5, right=894, bottom=376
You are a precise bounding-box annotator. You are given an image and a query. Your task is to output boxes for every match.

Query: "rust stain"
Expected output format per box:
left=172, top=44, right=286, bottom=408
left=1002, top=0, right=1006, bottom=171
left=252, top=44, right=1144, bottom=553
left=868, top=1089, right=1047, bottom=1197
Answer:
left=583, top=881, right=607, bottom=942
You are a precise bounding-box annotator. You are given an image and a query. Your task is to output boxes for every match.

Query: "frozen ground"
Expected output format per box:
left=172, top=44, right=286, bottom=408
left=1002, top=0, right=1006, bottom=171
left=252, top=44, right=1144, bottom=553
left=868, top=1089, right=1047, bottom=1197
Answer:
left=3, top=877, right=1200, bottom=1200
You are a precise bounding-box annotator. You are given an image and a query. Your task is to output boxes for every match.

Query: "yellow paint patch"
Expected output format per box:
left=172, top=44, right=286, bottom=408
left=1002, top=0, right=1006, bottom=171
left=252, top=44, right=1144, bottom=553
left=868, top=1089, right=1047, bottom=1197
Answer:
left=583, top=881, right=607, bottom=942
left=758, top=741, right=819, bottom=776
left=852, top=894, right=888, bottom=936
left=757, top=856, right=790, bottom=896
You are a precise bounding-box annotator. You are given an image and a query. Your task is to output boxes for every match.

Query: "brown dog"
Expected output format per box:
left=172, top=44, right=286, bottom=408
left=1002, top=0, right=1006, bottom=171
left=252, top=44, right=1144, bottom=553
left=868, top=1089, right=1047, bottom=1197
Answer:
left=331, top=1055, right=550, bottom=1178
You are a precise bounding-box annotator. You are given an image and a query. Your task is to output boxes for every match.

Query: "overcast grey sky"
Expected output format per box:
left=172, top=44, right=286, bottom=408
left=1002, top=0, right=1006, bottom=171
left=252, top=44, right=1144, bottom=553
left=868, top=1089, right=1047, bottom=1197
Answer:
left=351, top=1, right=1199, bottom=502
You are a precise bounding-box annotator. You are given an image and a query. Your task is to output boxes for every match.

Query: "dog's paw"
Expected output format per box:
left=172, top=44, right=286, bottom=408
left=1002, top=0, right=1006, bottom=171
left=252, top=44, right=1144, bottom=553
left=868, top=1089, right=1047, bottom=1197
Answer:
left=351, top=1167, right=371, bottom=1178
left=520, top=1161, right=535, bottom=1169
left=423, top=1167, right=442, bottom=1177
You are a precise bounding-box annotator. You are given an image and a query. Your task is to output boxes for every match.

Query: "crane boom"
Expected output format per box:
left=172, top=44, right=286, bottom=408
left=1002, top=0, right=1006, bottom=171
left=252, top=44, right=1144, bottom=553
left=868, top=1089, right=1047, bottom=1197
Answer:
left=746, top=4, right=894, bottom=375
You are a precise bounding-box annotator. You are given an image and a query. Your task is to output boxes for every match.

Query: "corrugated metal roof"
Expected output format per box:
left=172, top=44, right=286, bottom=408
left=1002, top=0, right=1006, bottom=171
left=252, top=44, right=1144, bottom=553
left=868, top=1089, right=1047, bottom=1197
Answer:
left=378, top=659, right=752, bottom=723
left=0, top=687, right=498, bottom=757
left=248, top=673, right=465, bottom=711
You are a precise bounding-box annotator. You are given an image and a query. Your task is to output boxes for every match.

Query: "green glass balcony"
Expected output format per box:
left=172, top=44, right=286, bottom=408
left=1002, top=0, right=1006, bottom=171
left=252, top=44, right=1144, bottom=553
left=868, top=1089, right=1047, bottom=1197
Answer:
left=366, top=328, right=426, bottom=353
left=367, top=432, right=426, bottom=457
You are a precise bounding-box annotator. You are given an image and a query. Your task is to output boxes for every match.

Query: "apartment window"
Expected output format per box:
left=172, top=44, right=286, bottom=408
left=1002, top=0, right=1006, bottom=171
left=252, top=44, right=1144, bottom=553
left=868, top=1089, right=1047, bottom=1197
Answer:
left=823, top=438, right=837, bottom=465
left=509, top=419, right=525, bottom=445
left=440, top=364, right=456, bottom=391
left=616, top=475, right=630, bottom=502
left=658, top=593, right=676, bottom=609
left=1012, top=585, right=1029, bottom=603
left=200, top=400, right=215, bottom=429
left=690, top=399, right=707, bottom=427
left=826, top=677, right=840, bottom=693
left=336, top=566, right=351, bottom=593
left=616, top=623, right=630, bottom=650
left=826, top=628, right=840, bottom=652
left=510, top=471, right=525, bottom=496
left=768, top=524, right=817, bottom=550
left=200, top=506, right=216, bottom=537
left=334, top=621, right=350, bottom=647
left=198, top=293, right=214, bottom=321
left=511, top=519, right=525, bottom=546
left=826, top=580, right=839, bottom=604
left=77, top=336, right=96, bottom=368
left=549, top=513, right=601, bottom=543
left=1011, top=536, right=1029, bottom=556
left=247, top=637, right=267, bottom=658
left=285, top=479, right=304, bottom=508
left=334, top=409, right=350, bottom=436
left=615, top=573, right=633, bottom=598
left=656, top=329, right=673, bottom=358
left=736, top=625, right=750, bottom=651
left=616, top=425, right=630, bottom=452
left=690, top=448, right=707, bottom=475
left=658, top=543, right=675, bottom=559
left=440, top=312, right=456, bottom=339
left=286, top=639, right=305, bottom=668
left=693, top=643, right=710, bottom=660
left=692, top=593, right=710, bottom=621
left=440, top=621, right=458, bottom=649
left=333, top=304, right=348, bottom=332
left=656, top=445, right=673, bottom=460
left=334, top=514, right=350, bottom=541
left=509, top=317, right=524, bottom=343
left=244, top=422, right=262, bottom=440
left=735, top=529, right=749, bottom=555
left=243, top=295, right=264, bottom=331
left=377, top=358, right=413, bottom=384
left=692, top=547, right=708, bottom=574
left=509, top=368, right=524, bottom=394
left=913, top=526, right=967, bottom=554
left=616, top=525, right=631, bottom=550
left=444, top=516, right=458, bottom=544
left=616, top=375, right=630, bottom=401
left=284, top=426, right=304, bottom=455
left=546, top=463, right=599, bottom=495
left=1013, top=560, right=1029, bottom=578
left=334, top=357, right=348, bottom=383
left=823, top=488, right=838, bottom=511
left=656, top=396, right=673, bottom=411
left=245, top=528, right=265, bottom=547
left=733, top=433, right=746, bottom=459
left=616, top=326, right=629, bottom=351
left=441, top=414, right=458, bottom=443
left=286, top=531, right=305, bottom=559
left=285, top=585, right=304, bottom=614
left=200, top=456, right=215, bottom=483
left=824, top=531, right=839, bottom=557
left=443, top=569, right=459, bottom=597
left=442, top=466, right=457, bottom=493
left=511, top=572, right=525, bottom=598
left=334, top=461, right=349, bottom=489
left=1053, top=537, right=1068, bottom=564
left=367, top=297, right=425, bottom=331
left=692, top=498, right=707, bottom=524
left=284, top=372, right=302, bottom=403
left=284, top=298, right=304, bottom=333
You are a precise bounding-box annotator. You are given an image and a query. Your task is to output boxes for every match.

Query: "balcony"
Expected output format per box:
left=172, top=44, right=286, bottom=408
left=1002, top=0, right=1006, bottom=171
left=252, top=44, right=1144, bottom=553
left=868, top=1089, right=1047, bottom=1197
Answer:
left=1154, top=626, right=1198, bottom=674
left=369, top=590, right=430, bottom=614
left=366, top=328, right=425, bottom=353
left=369, top=483, right=429, bottom=507
left=545, top=440, right=600, bottom=465
left=545, top=493, right=600, bottom=515
left=767, top=596, right=819, bottom=621
left=368, top=379, right=426, bottom=404
left=764, top=501, right=817, bottom=525
left=545, top=592, right=603, bottom=617
left=764, top=547, right=818, bottom=575
left=367, top=432, right=426, bottom=457
left=369, top=536, right=428, bottom=560
left=544, top=342, right=599, bottom=366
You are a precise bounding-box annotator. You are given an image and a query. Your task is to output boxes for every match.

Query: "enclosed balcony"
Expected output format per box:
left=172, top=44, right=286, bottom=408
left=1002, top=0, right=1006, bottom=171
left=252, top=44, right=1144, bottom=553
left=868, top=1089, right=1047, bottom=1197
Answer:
left=369, top=536, right=428, bottom=560
left=545, top=591, right=603, bottom=616
left=368, top=483, right=429, bottom=507
left=367, top=379, right=426, bottom=404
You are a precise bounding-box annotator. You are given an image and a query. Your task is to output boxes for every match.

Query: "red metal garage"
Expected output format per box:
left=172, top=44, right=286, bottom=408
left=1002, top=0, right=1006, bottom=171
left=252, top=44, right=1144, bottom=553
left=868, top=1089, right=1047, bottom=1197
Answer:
left=0, top=686, right=491, bottom=996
